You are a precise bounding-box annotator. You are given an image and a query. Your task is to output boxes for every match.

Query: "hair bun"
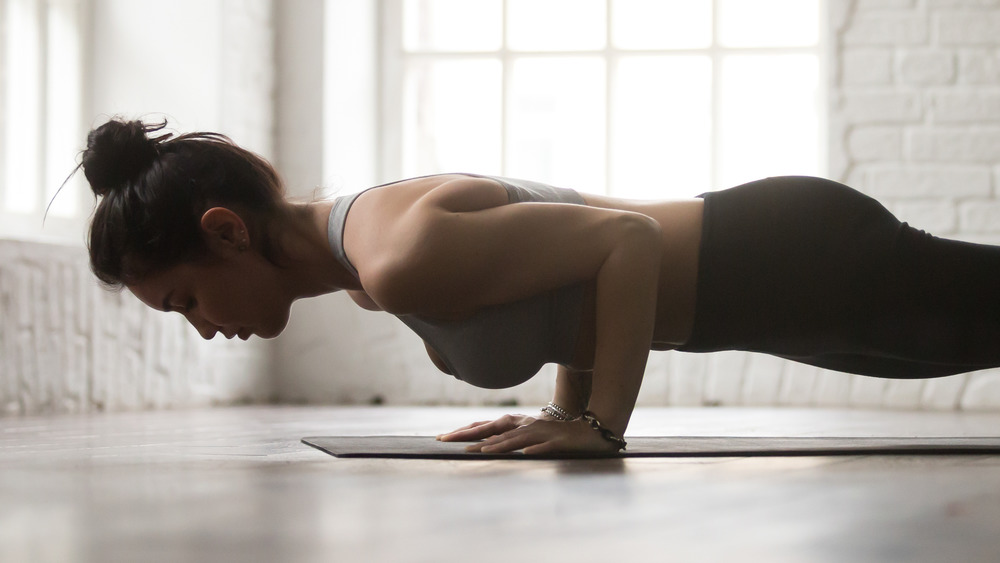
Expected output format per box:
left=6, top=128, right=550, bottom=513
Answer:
left=82, top=119, right=169, bottom=197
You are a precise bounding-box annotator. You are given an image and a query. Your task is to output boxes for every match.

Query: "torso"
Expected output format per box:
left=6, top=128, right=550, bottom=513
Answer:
left=339, top=175, right=704, bottom=372
left=570, top=193, right=704, bottom=370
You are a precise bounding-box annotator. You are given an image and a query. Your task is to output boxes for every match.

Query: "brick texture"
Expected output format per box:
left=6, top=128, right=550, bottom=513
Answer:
left=0, top=241, right=270, bottom=415
left=825, top=0, right=1000, bottom=410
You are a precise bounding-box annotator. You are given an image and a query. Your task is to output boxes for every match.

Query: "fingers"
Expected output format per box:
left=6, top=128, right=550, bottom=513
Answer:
left=475, top=431, right=541, bottom=454
left=435, top=420, right=491, bottom=441
left=459, top=418, right=617, bottom=455
left=436, top=414, right=530, bottom=442
left=464, top=420, right=551, bottom=454
left=521, top=441, right=559, bottom=455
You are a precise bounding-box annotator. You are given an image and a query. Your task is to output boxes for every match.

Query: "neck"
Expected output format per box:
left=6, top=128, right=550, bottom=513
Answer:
left=272, top=200, right=363, bottom=299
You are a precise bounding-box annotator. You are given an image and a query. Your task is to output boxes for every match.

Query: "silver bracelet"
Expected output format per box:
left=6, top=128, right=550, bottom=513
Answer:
left=540, top=405, right=564, bottom=420
left=547, top=401, right=572, bottom=420
left=580, top=411, right=627, bottom=451
left=540, top=402, right=572, bottom=421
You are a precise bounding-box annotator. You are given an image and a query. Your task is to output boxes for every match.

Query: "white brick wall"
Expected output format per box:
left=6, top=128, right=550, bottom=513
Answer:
left=0, top=241, right=270, bottom=415
left=825, top=0, right=1000, bottom=410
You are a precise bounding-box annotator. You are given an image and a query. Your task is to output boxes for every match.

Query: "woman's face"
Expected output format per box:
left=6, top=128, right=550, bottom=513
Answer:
left=128, top=254, right=292, bottom=341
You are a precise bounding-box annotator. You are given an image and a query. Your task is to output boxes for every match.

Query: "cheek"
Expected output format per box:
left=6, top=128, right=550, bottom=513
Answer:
left=198, top=275, right=252, bottom=324
left=208, top=262, right=291, bottom=334
left=243, top=275, right=291, bottom=324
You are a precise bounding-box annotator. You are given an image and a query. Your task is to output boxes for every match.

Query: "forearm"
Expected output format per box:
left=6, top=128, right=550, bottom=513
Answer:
left=585, top=217, right=662, bottom=437
left=552, top=365, right=592, bottom=416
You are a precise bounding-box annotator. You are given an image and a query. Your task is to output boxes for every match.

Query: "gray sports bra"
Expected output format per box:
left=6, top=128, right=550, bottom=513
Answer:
left=327, top=173, right=586, bottom=389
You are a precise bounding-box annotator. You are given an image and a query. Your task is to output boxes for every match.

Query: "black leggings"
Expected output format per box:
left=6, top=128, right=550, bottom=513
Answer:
left=677, top=176, right=1000, bottom=379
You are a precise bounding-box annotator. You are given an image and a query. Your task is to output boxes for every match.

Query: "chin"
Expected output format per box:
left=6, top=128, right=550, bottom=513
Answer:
left=257, top=329, right=282, bottom=339
left=258, top=311, right=291, bottom=339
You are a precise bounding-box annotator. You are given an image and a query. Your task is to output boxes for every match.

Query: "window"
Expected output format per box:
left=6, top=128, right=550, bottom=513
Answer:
left=0, top=0, right=87, bottom=241
left=382, top=0, right=824, bottom=199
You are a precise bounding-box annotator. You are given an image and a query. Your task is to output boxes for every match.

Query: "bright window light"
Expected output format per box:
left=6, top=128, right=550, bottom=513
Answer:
left=506, top=0, right=606, bottom=52
left=403, top=59, right=503, bottom=175
left=403, top=0, right=502, bottom=52
left=45, top=0, right=85, bottom=218
left=508, top=57, right=606, bottom=193
left=385, top=0, right=824, bottom=199
left=613, top=56, right=712, bottom=198
left=4, top=0, right=43, bottom=214
left=718, top=0, right=820, bottom=47
left=1, top=0, right=86, bottom=240
left=612, top=0, right=712, bottom=50
left=718, top=54, right=821, bottom=188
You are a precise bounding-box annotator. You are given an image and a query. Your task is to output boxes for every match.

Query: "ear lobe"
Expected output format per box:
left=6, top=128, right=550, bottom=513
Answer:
left=200, top=207, right=249, bottom=253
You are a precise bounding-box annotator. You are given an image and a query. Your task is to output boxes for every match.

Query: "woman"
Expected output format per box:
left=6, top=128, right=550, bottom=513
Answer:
left=81, top=118, right=1000, bottom=455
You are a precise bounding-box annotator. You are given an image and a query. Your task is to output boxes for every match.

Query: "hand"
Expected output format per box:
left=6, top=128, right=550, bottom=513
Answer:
left=436, top=414, right=621, bottom=455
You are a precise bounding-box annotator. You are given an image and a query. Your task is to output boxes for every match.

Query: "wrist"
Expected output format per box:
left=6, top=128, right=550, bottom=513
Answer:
left=540, top=401, right=575, bottom=421
left=554, top=366, right=592, bottom=416
left=578, top=410, right=628, bottom=451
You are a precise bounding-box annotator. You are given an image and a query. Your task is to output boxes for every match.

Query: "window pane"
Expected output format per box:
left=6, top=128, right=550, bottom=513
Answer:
left=403, top=59, right=502, bottom=177
left=403, top=0, right=502, bottom=52
left=4, top=0, right=42, bottom=214
left=45, top=0, right=83, bottom=218
left=507, top=57, right=605, bottom=192
left=718, top=54, right=820, bottom=188
left=612, top=56, right=711, bottom=199
left=718, top=0, right=819, bottom=47
left=507, top=0, right=605, bottom=51
left=612, top=0, right=711, bottom=50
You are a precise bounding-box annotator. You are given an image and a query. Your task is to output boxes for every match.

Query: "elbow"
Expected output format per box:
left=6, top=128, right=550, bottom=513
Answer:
left=618, top=212, right=663, bottom=250
left=609, top=213, right=663, bottom=275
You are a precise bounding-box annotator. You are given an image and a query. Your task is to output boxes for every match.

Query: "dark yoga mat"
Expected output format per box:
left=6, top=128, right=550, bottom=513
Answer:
left=302, top=435, right=1000, bottom=459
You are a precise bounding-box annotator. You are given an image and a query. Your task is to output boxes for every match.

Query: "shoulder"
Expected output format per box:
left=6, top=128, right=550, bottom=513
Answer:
left=413, top=174, right=511, bottom=212
left=351, top=174, right=510, bottom=223
left=343, top=174, right=513, bottom=306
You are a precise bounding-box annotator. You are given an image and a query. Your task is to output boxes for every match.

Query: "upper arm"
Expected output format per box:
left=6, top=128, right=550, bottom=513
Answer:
left=366, top=177, right=662, bottom=314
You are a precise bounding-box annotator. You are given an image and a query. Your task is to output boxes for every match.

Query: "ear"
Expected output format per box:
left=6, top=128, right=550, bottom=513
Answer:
left=200, top=207, right=250, bottom=255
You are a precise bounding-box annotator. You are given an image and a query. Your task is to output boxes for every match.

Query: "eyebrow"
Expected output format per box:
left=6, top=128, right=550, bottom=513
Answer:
left=162, top=291, right=174, bottom=313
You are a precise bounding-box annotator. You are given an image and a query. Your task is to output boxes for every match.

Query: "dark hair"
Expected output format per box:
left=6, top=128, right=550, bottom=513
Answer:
left=81, top=118, right=290, bottom=289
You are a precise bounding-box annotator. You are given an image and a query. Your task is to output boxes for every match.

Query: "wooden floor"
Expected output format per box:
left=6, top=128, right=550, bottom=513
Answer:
left=3, top=406, right=1000, bottom=563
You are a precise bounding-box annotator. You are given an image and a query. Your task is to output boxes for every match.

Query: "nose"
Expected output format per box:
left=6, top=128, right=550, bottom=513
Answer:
left=199, top=327, right=219, bottom=340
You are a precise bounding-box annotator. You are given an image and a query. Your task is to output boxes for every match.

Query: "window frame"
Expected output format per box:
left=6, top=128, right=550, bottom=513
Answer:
left=378, top=0, right=829, bottom=194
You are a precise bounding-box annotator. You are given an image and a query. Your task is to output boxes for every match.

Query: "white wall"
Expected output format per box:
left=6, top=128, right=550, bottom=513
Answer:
left=272, top=0, right=1000, bottom=412
left=0, top=0, right=275, bottom=414
left=13, top=0, right=1000, bottom=414
left=88, top=0, right=274, bottom=156
left=828, top=0, right=1000, bottom=409
left=0, top=240, right=268, bottom=414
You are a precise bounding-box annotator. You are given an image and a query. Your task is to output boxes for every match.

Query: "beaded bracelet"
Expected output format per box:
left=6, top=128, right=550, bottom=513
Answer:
left=580, top=411, right=628, bottom=451
left=540, top=402, right=572, bottom=421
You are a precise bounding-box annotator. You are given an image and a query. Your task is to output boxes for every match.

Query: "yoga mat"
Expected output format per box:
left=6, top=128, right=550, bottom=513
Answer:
left=302, top=435, right=1000, bottom=459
